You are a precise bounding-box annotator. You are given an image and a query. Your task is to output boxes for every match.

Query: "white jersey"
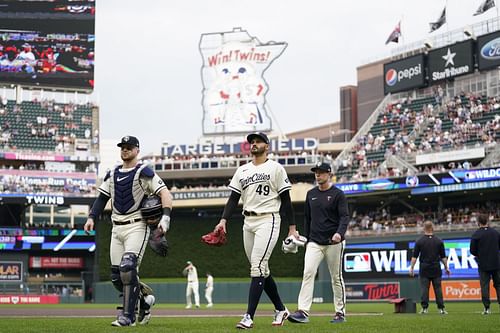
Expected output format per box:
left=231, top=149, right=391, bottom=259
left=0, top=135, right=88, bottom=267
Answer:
left=206, top=275, right=213, bottom=288
left=184, top=265, right=199, bottom=283
left=228, top=159, right=291, bottom=214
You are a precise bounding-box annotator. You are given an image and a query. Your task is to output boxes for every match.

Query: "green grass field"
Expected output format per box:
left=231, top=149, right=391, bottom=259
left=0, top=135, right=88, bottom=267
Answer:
left=1, top=302, right=499, bottom=333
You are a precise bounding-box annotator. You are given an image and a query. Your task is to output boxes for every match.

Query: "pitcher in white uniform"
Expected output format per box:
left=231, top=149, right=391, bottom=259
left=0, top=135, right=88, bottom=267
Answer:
left=214, top=132, right=298, bottom=329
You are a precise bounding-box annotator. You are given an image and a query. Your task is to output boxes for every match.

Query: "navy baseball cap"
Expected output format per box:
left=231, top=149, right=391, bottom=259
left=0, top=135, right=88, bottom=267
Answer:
left=311, top=162, right=331, bottom=173
left=247, top=132, right=269, bottom=144
left=117, top=135, right=140, bottom=148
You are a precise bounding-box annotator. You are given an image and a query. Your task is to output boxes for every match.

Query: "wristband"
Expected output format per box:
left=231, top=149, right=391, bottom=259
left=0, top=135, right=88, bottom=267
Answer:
left=163, top=207, right=171, bottom=217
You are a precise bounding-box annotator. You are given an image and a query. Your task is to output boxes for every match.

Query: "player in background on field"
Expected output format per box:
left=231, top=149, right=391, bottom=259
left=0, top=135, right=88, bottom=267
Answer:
left=288, top=162, right=349, bottom=324
left=409, top=220, right=450, bottom=315
left=205, top=272, right=214, bottom=308
left=470, top=214, right=500, bottom=315
left=183, top=261, right=200, bottom=309
left=213, top=132, right=298, bottom=329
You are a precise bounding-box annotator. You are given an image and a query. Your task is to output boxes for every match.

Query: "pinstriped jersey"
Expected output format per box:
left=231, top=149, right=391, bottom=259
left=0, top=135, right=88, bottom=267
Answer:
left=228, top=159, right=291, bottom=214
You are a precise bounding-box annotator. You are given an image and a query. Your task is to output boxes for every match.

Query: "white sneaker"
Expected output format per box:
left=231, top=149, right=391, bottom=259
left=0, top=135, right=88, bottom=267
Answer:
left=439, top=308, right=448, bottom=315
left=419, top=308, right=428, bottom=314
left=482, top=308, right=490, bottom=315
left=272, top=308, right=289, bottom=326
left=185, top=305, right=192, bottom=309
left=236, top=313, right=253, bottom=329
left=206, top=303, right=213, bottom=308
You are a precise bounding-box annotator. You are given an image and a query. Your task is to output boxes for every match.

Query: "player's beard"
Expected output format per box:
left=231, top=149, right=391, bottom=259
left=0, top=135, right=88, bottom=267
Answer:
left=250, top=145, right=266, bottom=157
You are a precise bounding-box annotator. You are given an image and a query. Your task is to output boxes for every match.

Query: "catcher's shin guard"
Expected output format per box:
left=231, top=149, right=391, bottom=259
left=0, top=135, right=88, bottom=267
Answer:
left=120, top=252, right=140, bottom=321
left=111, top=265, right=123, bottom=292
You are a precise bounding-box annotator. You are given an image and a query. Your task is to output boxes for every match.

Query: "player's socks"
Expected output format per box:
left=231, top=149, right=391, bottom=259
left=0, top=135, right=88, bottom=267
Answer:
left=264, top=275, right=285, bottom=311
left=246, top=277, right=265, bottom=318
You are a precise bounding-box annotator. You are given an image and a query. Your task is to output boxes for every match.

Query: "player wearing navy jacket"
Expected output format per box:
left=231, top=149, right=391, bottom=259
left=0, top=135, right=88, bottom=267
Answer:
left=470, top=214, right=500, bottom=315
left=288, top=162, right=349, bottom=324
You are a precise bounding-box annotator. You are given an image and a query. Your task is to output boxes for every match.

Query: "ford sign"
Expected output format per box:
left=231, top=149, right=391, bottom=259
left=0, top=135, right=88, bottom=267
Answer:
left=481, top=37, right=500, bottom=60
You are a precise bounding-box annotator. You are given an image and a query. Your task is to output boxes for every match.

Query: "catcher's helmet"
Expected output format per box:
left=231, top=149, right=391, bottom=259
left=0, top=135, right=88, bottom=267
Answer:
left=141, top=195, right=162, bottom=223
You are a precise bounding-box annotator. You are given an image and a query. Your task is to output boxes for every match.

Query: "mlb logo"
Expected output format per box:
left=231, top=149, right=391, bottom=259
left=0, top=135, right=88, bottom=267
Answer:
left=344, top=253, right=371, bottom=272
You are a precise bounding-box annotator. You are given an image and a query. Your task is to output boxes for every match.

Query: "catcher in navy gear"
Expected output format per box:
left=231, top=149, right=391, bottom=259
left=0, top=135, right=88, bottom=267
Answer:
left=84, top=135, right=173, bottom=327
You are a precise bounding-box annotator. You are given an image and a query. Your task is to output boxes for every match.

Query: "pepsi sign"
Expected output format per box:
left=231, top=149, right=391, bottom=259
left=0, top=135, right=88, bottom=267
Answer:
left=477, top=30, right=500, bottom=70
left=383, top=54, right=425, bottom=94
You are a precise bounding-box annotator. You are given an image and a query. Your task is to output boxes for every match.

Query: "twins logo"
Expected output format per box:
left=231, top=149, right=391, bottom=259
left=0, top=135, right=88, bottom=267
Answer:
left=385, top=69, right=398, bottom=86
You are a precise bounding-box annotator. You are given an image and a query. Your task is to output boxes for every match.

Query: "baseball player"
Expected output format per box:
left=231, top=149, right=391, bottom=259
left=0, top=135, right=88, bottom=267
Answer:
left=183, top=261, right=200, bottom=309
left=84, top=135, right=173, bottom=327
left=205, top=272, right=214, bottom=308
left=214, top=132, right=298, bottom=329
left=288, top=162, right=349, bottom=324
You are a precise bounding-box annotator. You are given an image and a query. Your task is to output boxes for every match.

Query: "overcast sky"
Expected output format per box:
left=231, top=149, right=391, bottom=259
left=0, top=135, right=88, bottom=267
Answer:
left=94, top=0, right=499, bottom=155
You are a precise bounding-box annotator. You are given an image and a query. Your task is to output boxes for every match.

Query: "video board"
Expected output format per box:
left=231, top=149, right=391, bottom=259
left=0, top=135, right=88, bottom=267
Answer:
left=0, top=1, right=95, bottom=89
left=344, top=238, right=478, bottom=279
left=0, top=228, right=95, bottom=252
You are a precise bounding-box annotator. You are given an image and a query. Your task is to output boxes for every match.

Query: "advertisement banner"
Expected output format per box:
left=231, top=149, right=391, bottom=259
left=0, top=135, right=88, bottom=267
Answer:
left=477, top=30, right=500, bottom=71
left=345, top=282, right=400, bottom=300
left=200, top=28, right=287, bottom=135
left=428, top=40, right=474, bottom=83
left=29, top=256, right=84, bottom=269
left=344, top=238, right=478, bottom=279
left=0, top=295, right=60, bottom=304
left=0, top=262, right=22, bottom=281
left=383, top=54, right=425, bottom=94
left=430, top=280, right=497, bottom=301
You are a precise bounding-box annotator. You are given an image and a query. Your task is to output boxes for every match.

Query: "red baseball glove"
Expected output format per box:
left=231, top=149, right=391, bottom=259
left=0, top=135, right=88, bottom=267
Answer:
left=201, top=226, right=227, bottom=246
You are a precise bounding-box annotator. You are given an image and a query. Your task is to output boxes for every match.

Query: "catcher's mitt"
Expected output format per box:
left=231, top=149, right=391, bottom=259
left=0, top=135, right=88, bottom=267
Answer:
left=148, top=227, right=168, bottom=257
left=201, top=226, right=227, bottom=246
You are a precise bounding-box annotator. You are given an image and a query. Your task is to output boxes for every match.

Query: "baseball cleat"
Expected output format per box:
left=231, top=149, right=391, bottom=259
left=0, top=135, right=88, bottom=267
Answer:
left=419, top=308, right=428, bottom=314
left=111, top=315, right=136, bottom=327
left=439, top=308, right=448, bottom=315
left=330, top=312, right=346, bottom=323
left=482, top=307, right=490, bottom=315
left=287, top=310, right=309, bottom=323
left=236, top=313, right=253, bottom=329
left=272, top=308, right=289, bottom=326
left=138, top=294, right=155, bottom=325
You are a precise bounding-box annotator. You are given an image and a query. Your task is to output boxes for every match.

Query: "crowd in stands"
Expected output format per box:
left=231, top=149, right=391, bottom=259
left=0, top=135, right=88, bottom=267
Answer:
left=0, top=97, right=97, bottom=152
left=335, top=91, right=500, bottom=182
left=347, top=201, right=500, bottom=236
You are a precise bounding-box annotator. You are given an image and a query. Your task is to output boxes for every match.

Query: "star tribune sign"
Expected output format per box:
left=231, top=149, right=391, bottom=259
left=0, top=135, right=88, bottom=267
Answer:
left=429, top=40, right=474, bottom=83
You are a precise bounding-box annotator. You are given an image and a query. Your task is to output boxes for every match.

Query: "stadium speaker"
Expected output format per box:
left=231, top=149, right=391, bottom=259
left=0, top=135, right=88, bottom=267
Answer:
left=424, top=40, right=433, bottom=50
